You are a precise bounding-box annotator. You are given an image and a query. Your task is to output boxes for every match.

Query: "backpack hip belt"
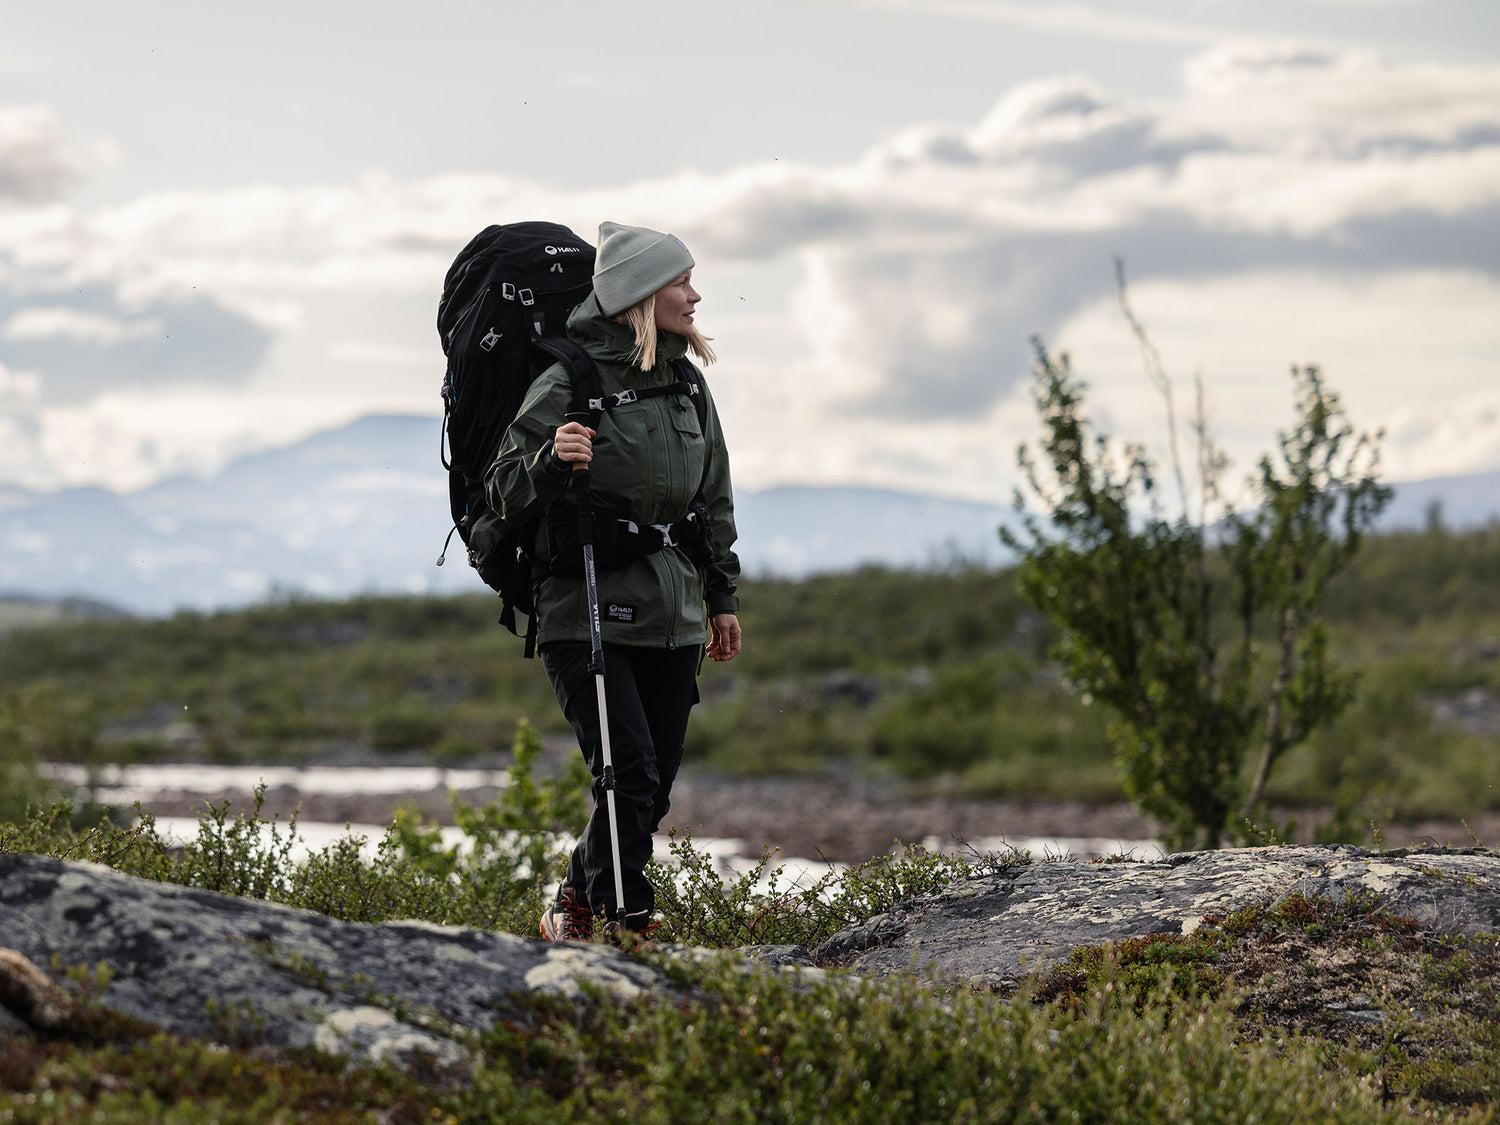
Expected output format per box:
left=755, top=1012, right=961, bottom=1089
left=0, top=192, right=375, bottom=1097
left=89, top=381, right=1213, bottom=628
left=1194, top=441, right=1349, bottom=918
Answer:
left=537, top=498, right=714, bottom=574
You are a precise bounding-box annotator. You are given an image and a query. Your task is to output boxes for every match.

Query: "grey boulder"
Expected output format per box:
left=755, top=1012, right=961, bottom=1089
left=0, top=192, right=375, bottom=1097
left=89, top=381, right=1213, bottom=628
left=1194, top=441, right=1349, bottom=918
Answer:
left=815, top=845, right=1500, bottom=984
left=0, top=852, right=663, bottom=1066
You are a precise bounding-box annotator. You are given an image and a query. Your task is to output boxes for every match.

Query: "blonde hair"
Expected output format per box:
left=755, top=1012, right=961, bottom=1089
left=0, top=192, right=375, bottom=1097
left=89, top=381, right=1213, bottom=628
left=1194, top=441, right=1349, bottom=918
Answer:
left=617, top=293, right=717, bottom=371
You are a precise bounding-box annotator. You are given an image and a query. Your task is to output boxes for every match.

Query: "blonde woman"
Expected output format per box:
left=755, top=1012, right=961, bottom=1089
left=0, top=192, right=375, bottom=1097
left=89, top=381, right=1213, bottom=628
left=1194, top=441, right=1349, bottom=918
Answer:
left=488, top=222, right=741, bottom=941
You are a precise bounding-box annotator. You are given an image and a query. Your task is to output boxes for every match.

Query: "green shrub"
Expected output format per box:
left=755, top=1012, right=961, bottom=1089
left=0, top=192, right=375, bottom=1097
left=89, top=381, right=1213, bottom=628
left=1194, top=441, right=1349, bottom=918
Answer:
left=0, top=721, right=591, bottom=934
left=648, top=832, right=1024, bottom=949
left=0, top=955, right=1436, bottom=1124
left=687, top=691, right=858, bottom=775
left=367, top=704, right=448, bottom=752
left=3, top=530, right=1500, bottom=817
left=0, top=691, right=54, bottom=825
left=871, top=656, right=1113, bottom=782
left=458, top=958, right=1420, bottom=1124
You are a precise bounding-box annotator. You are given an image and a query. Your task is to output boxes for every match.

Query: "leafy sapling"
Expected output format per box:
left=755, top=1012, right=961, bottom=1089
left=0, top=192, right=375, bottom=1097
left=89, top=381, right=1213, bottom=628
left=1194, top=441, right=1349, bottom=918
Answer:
left=1003, top=276, right=1390, bottom=849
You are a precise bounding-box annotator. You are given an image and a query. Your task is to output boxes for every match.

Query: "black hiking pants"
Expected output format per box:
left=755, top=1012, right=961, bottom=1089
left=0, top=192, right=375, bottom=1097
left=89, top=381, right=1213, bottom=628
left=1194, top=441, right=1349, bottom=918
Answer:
left=540, top=641, right=700, bottom=924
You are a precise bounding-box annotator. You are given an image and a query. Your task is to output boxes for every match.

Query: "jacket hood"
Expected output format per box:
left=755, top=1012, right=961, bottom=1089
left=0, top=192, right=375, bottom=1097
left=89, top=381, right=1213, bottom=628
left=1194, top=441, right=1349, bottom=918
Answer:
left=567, top=293, right=689, bottom=373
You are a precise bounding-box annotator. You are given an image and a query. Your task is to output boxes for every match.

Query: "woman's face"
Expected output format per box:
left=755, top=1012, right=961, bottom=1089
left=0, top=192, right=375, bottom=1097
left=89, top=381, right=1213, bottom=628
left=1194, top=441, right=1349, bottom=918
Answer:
left=653, top=271, right=700, bottom=337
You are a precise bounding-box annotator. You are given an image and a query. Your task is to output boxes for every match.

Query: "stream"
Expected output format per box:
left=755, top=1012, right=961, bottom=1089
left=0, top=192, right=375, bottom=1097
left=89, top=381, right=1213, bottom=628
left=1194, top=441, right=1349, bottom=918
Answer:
left=40, top=762, right=1165, bottom=881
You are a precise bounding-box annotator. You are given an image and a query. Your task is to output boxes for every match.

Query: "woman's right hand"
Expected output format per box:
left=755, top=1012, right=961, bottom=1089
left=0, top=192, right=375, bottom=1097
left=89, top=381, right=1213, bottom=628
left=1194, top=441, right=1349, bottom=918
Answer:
left=553, top=421, right=595, bottom=465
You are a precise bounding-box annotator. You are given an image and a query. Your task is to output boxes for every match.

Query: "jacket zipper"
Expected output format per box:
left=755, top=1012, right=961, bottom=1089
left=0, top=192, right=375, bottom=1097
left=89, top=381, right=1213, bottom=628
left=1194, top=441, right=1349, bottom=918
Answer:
left=663, top=553, right=679, bottom=649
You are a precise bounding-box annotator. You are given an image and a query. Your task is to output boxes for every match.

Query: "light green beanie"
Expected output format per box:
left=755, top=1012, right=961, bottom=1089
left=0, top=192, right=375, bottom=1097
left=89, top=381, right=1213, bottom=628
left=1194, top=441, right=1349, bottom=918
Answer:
left=592, top=221, right=695, bottom=316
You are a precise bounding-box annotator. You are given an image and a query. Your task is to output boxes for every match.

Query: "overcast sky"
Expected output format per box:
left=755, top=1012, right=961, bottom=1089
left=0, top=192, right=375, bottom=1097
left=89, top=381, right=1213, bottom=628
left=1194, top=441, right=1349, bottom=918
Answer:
left=1, top=0, right=1497, bottom=505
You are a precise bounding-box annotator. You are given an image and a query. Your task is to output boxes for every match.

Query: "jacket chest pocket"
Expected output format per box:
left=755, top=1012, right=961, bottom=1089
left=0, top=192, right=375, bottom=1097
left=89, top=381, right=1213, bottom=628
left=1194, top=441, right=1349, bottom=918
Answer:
left=589, top=400, right=699, bottom=518
left=668, top=402, right=706, bottom=500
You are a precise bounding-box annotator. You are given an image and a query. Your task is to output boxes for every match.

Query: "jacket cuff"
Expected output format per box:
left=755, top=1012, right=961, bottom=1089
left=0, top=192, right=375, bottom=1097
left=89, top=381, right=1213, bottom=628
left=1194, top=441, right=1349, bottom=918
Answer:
left=707, top=592, right=740, bottom=616
left=535, top=441, right=572, bottom=485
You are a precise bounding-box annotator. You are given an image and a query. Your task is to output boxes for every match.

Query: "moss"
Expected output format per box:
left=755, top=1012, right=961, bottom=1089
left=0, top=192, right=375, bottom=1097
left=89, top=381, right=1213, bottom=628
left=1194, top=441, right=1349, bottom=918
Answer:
left=1026, top=888, right=1500, bottom=1118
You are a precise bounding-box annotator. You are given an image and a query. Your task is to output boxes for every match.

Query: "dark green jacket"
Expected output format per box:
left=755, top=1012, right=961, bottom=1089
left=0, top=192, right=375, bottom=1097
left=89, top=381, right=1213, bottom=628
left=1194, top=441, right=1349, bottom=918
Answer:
left=485, top=294, right=740, bottom=650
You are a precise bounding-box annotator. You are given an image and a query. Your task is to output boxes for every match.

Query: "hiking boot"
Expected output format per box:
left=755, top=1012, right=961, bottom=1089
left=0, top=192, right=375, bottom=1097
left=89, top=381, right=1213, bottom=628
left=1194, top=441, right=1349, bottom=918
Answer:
left=603, top=910, right=660, bottom=949
left=539, top=886, right=594, bottom=942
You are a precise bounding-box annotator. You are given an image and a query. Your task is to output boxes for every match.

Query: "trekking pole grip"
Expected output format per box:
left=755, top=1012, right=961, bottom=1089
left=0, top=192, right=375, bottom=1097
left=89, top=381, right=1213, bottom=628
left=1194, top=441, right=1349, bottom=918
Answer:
left=563, top=410, right=594, bottom=475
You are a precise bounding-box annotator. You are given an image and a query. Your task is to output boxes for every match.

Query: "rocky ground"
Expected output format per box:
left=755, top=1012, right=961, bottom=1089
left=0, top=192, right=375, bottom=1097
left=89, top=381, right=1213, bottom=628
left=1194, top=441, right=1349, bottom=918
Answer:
left=5, top=845, right=1500, bottom=1067
left=4, top=843, right=1498, bottom=1119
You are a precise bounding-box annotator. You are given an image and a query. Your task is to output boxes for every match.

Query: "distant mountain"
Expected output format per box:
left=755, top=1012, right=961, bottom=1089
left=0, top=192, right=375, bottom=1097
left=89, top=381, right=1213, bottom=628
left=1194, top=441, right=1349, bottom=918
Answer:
left=0, top=414, right=1494, bottom=616
left=1374, top=469, right=1500, bottom=533
left=0, top=594, right=130, bottom=632
left=0, top=415, right=1012, bottom=615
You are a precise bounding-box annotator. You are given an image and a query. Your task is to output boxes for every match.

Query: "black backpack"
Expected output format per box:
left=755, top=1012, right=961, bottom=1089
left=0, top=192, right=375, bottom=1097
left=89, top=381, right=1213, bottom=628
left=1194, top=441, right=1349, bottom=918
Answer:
left=436, top=221, right=599, bottom=638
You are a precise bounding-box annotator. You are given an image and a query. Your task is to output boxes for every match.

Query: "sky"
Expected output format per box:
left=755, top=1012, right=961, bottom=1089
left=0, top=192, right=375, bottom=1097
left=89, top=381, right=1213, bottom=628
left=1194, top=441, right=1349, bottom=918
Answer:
left=0, top=0, right=1497, bottom=507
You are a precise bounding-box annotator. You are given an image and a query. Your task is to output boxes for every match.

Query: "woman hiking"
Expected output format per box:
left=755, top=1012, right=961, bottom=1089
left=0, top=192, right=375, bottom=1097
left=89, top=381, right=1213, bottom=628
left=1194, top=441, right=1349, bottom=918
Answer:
left=487, top=221, right=742, bottom=942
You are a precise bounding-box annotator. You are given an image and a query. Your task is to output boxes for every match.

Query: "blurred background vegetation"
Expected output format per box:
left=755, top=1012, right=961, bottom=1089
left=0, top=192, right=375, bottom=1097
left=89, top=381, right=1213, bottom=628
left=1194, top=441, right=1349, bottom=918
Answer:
left=1, top=523, right=1498, bottom=832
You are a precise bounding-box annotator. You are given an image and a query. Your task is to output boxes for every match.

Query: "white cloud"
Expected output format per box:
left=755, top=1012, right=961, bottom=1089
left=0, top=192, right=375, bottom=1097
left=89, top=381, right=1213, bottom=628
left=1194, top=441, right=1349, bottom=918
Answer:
left=1173, top=42, right=1500, bottom=151
left=327, top=341, right=434, bottom=366
left=0, top=358, right=39, bottom=400
left=1045, top=269, right=1500, bottom=485
left=0, top=40, right=1497, bottom=497
left=724, top=44, right=1500, bottom=244
left=5, top=43, right=1494, bottom=299
left=27, top=384, right=386, bottom=492
left=2, top=306, right=162, bottom=345
left=0, top=360, right=42, bottom=486
left=0, top=107, right=81, bottom=202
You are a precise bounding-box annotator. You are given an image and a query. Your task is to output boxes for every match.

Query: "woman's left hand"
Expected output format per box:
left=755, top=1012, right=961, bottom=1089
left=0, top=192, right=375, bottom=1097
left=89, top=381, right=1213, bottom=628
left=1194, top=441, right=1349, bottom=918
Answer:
left=706, top=613, right=741, bottom=662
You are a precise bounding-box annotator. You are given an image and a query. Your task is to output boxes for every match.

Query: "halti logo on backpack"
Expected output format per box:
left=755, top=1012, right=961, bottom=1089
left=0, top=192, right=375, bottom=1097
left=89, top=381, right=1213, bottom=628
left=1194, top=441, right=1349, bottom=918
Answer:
left=545, top=245, right=584, bottom=255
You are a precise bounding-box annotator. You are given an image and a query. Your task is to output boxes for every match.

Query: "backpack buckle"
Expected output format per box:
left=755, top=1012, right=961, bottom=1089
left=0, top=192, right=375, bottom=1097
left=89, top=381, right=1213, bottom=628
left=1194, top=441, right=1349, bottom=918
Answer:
left=652, top=523, right=677, bottom=548
left=611, top=389, right=638, bottom=407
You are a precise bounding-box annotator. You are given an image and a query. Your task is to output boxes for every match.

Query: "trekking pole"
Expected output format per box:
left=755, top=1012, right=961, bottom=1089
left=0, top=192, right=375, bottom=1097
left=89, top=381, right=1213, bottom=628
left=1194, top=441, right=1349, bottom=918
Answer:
left=565, top=421, right=628, bottom=921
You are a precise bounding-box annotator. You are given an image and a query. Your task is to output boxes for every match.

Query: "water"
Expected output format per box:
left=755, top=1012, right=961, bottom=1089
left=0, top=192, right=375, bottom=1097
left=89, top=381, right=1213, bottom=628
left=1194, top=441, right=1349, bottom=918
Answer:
left=42, top=762, right=1165, bottom=871
left=142, top=814, right=842, bottom=897
left=40, top=762, right=509, bottom=807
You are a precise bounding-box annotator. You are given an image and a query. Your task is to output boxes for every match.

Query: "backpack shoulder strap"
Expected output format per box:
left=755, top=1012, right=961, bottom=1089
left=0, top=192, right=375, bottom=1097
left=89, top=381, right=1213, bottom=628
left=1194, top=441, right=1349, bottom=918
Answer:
left=528, top=340, right=705, bottom=436
left=533, top=335, right=604, bottom=428
left=670, top=357, right=709, bottom=433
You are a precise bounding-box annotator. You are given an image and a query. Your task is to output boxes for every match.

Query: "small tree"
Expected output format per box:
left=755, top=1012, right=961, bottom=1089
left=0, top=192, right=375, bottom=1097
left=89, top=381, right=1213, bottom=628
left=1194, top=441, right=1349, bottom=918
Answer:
left=1002, top=320, right=1390, bottom=850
